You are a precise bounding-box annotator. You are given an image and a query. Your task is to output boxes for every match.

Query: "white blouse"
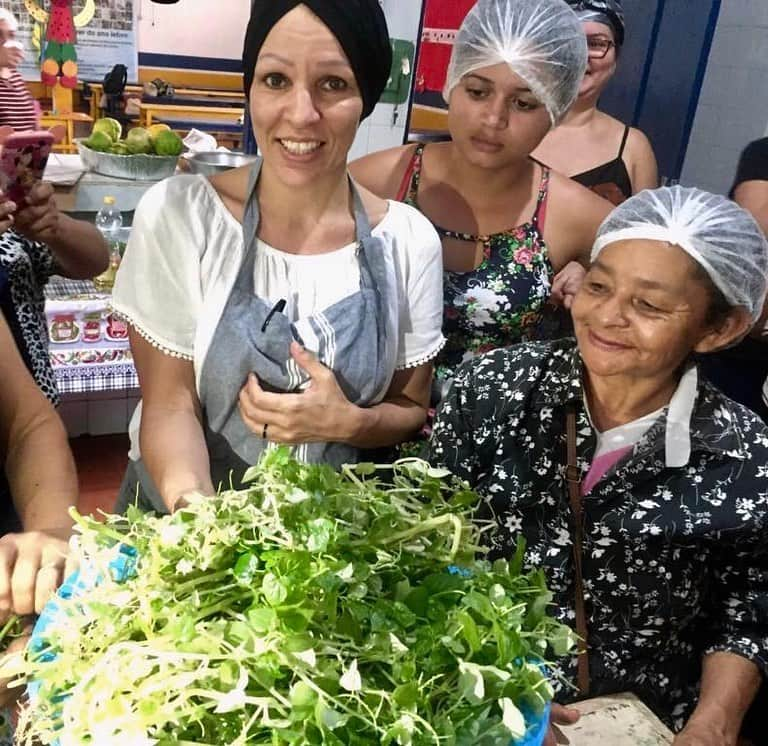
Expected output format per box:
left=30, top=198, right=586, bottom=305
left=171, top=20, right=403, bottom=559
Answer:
left=113, top=174, right=446, bottom=380
left=112, top=174, right=446, bottom=457
left=253, top=239, right=362, bottom=321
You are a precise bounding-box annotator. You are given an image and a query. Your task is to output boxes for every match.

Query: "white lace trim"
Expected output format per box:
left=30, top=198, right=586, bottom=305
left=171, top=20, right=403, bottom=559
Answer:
left=110, top=308, right=194, bottom=361
left=396, top=335, right=447, bottom=371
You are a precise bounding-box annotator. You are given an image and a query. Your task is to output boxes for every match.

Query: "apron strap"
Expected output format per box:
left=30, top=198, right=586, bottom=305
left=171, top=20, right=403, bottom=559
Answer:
left=235, top=162, right=375, bottom=296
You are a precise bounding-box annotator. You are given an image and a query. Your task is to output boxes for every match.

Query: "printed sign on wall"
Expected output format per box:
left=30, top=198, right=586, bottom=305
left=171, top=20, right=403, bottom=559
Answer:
left=8, top=0, right=138, bottom=83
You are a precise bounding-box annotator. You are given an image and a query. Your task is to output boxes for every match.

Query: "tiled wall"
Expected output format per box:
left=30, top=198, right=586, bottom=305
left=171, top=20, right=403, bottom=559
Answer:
left=681, top=1, right=768, bottom=194
left=348, top=0, right=424, bottom=160
left=58, top=389, right=141, bottom=438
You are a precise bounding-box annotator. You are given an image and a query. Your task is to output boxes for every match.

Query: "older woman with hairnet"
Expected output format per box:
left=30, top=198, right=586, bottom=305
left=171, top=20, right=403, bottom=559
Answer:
left=352, top=0, right=611, bottom=406
left=428, top=186, right=768, bottom=745
left=111, top=0, right=446, bottom=513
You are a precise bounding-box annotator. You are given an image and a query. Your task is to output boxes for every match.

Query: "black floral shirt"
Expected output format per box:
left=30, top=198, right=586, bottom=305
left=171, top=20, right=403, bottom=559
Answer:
left=428, top=338, right=768, bottom=731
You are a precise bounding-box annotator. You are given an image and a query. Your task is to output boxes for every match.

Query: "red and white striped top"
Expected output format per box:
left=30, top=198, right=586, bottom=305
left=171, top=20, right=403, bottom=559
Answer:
left=0, top=70, right=38, bottom=132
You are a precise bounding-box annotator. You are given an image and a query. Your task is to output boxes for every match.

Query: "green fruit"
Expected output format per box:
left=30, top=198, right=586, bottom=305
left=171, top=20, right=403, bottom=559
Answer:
left=125, top=127, right=153, bottom=155
left=153, top=130, right=183, bottom=156
left=92, top=117, right=122, bottom=143
left=84, top=131, right=113, bottom=153
left=109, top=141, right=131, bottom=155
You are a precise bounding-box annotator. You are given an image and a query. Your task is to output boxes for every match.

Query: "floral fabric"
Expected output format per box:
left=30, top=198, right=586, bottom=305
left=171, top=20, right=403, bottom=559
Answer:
left=402, top=144, right=556, bottom=396
left=427, top=338, right=768, bottom=731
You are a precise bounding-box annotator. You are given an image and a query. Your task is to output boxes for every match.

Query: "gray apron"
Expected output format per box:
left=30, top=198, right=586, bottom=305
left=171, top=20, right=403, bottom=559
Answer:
left=117, top=159, right=399, bottom=514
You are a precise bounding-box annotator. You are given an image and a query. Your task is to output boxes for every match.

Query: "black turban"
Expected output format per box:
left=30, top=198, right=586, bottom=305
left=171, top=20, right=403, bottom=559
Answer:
left=242, top=0, right=392, bottom=121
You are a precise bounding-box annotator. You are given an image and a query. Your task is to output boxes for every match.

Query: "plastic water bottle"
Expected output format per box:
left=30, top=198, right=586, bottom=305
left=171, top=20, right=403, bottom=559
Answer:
left=93, top=196, right=123, bottom=290
left=95, top=195, right=123, bottom=237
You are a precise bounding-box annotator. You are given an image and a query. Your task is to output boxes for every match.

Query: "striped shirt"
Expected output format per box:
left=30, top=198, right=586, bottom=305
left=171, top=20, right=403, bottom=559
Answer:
left=0, top=70, right=38, bottom=132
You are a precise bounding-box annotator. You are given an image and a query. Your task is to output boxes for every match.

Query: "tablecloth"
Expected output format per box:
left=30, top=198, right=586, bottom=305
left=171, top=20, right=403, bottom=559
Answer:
left=44, top=276, right=139, bottom=394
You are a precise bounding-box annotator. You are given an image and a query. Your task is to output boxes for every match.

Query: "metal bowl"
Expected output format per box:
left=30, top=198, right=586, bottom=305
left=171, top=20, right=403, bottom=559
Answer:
left=75, top=139, right=180, bottom=181
left=185, top=151, right=258, bottom=176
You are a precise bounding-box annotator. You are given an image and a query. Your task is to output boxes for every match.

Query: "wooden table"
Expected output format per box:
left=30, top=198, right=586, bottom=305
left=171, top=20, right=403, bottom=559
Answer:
left=40, top=111, right=93, bottom=153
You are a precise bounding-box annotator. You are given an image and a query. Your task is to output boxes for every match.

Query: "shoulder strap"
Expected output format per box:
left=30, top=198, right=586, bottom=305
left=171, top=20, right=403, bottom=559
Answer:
left=566, top=405, right=590, bottom=697
left=618, top=125, right=630, bottom=158
left=395, top=143, right=425, bottom=203
left=531, top=165, right=551, bottom=227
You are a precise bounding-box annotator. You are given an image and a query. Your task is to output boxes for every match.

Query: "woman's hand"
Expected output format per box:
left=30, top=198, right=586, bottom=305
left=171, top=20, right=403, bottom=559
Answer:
left=0, top=530, right=74, bottom=620
left=673, top=721, right=734, bottom=746
left=550, top=261, right=586, bottom=310
left=0, top=626, right=32, bottom=709
left=238, top=341, right=359, bottom=445
left=0, top=193, right=15, bottom=234
left=13, top=182, right=60, bottom=243
left=543, top=703, right=580, bottom=745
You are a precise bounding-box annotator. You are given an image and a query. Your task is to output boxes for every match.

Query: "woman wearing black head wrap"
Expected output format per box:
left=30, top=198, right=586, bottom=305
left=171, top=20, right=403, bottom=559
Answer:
left=533, top=0, right=659, bottom=204
left=111, top=3, right=446, bottom=514
left=242, top=0, right=392, bottom=120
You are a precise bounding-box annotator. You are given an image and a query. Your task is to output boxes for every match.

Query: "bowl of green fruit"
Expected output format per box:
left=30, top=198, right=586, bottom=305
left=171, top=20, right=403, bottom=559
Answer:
left=76, top=117, right=184, bottom=181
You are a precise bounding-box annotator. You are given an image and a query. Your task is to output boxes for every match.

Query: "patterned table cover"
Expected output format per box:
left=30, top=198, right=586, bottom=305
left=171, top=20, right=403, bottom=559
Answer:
left=44, top=276, right=139, bottom=394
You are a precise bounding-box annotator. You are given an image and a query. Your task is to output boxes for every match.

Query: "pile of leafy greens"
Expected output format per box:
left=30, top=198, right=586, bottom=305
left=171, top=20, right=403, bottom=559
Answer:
left=6, top=449, right=575, bottom=746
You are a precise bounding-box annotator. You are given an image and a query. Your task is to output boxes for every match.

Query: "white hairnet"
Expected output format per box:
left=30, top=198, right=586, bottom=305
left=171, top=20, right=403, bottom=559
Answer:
left=0, top=9, right=18, bottom=31
left=444, top=0, right=588, bottom=125
left=592, top=186, right=768, bottom=322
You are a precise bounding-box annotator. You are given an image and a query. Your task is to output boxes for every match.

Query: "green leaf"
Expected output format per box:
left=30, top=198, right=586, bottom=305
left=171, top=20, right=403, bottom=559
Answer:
left=458, top=660, right=485, bottom=703
left=247, top=606, right=276, bottom=633
left=290, top=680, right=318, bottom=710
left=233, top=552, right=260, bottom=584
left=306, top=518, right=335, bottom=553
left=393, top=681, right=419, bottom=709
left=315, top=699, right=348, bottom=731
left=457, top=610, right=482, bottom=654
left=353, top=462, right=377, bottom=476
left=261, top=572, right=288, bottom=606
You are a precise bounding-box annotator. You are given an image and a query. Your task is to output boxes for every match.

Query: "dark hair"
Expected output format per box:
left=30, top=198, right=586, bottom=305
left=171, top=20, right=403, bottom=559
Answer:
left=692, top=264, right=735, bottom=327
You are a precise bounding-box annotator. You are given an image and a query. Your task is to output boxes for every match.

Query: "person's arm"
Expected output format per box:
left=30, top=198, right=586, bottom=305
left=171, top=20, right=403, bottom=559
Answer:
left=239, top=342, right=431, bottom=449
left=0, top=312, right=75, bottom=618
left=673, top=652, right=761, bottom=746
left=732, top=180, right=768, bottom=339
left=734, top=180, right=768, bottom=236
left=674, top=505, right=768, bottom=744
left=348, top=144, right=415, bottom=200
left=111, top=177, right=211, bottom=510
left=12, top=181, right=109, bottom=279
left=130, top=330, right=214, bottom=512
left=545, top=173, right=613, bottom=270
left=626, top=127, right=659, bottom=194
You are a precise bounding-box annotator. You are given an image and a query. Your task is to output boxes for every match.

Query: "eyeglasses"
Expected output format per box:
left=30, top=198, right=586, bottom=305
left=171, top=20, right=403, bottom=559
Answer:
left=587, top=36, right=615, bottom=59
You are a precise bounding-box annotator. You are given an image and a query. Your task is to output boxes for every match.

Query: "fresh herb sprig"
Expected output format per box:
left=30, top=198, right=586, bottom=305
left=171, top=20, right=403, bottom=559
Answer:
left=7, top=448, right=575, bottom=745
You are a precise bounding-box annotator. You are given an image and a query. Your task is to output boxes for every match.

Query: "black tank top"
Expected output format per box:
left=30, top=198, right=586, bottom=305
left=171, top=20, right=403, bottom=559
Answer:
left=572, top=125, right=632, bottom=205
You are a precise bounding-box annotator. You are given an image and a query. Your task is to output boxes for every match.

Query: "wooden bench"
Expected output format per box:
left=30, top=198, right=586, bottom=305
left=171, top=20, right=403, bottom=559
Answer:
left=87, top=82, right=246, bottom=121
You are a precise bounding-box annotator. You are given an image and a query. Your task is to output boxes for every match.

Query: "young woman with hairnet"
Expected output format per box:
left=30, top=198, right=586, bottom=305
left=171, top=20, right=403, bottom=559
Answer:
left=428, top=186, right=768, bottom=745
left=111, top=0, right=446, bottom=513
left=533, top=0, right=658, bottom=205
left=351, top=0, right=611, bottom=406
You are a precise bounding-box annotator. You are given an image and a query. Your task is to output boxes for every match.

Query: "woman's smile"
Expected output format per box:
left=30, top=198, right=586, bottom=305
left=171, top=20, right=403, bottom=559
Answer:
left=586, top=328, right=633, bottom=352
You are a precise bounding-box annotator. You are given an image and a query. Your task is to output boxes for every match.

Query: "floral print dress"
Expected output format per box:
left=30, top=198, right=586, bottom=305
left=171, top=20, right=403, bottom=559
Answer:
left=400, top=143, right=556, bottom=399
left=428, top=338, right=768, bottom=732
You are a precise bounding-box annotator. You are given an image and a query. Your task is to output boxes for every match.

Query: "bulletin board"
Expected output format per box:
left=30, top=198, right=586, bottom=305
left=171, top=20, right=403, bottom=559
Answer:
left=8, top=0, right=139, bottom=84
left=408, top=0, right=475, bottom=135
